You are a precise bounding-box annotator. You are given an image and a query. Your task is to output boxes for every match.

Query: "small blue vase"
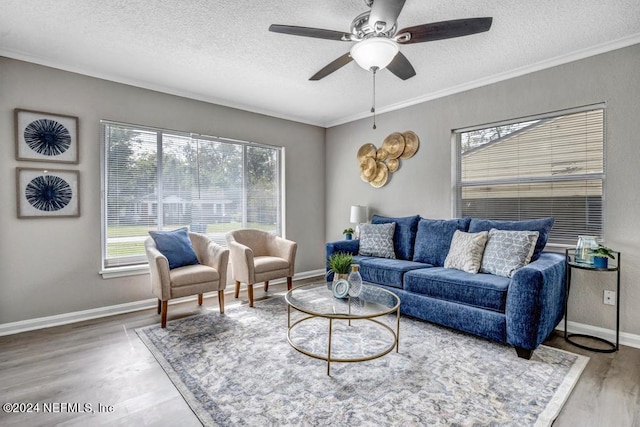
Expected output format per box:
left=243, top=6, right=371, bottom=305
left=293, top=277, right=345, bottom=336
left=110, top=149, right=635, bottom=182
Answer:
left=345, top=234, right=352, bottom=240
left=593, top=257, right=608, bottom=268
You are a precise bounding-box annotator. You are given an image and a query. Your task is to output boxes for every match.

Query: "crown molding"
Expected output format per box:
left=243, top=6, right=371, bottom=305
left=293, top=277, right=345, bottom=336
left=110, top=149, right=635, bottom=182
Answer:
left=3, top=33, right=639, bottom=130
left=0, top=48, right=324, bottom=128
left=326, top=33, right=640, bottom=128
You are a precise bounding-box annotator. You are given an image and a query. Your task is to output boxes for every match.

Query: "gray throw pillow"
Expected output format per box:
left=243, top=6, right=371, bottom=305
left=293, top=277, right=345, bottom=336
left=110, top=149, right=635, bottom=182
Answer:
left=480, top=229, right=539, bottom=278
left=358, top=222, right=396, bottom=259
left=444, top=230, right=489, bottom=274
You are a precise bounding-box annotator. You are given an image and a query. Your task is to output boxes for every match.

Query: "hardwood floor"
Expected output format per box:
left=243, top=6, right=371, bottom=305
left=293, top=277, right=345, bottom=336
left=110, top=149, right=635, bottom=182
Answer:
left=1, top=278, right=638, bottom=426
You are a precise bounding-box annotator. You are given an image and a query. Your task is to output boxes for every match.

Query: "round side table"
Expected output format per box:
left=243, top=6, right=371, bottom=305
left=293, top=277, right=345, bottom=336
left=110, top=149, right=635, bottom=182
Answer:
left=563, top=248, right=620, bottom=353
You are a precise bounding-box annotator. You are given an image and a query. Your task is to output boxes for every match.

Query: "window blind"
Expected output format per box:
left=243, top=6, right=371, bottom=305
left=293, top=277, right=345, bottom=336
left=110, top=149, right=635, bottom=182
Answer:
left=455, top=105, right=605, bottom=245
left=102, top=122, right=282, bottom=269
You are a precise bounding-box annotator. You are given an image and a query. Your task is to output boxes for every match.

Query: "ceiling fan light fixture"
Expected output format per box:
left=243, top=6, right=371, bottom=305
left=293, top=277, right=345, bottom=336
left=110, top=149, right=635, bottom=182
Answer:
left=350, top=37, right=399, bottom=71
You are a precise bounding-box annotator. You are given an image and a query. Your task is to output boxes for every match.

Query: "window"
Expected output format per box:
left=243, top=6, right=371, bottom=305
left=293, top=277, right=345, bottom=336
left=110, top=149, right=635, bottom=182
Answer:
left=454, top=104, right=605, bottom=245
left=101, top=121, right=283, bottom=270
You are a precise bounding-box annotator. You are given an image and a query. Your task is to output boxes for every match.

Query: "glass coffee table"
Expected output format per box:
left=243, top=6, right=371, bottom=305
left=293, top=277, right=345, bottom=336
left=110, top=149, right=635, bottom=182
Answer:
left=284, top=281, right=400, bottom=375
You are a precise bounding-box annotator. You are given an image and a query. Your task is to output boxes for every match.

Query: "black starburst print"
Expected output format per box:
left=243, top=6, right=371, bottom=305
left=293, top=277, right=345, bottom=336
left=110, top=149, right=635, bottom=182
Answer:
left=24, top=119, right=71, bottom=156
left=25, top=175, right=72, bottom=211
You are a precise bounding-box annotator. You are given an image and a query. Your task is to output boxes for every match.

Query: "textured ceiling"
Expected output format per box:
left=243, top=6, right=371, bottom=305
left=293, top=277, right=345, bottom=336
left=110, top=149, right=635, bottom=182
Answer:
left=1, top=0, right=640, bottom=127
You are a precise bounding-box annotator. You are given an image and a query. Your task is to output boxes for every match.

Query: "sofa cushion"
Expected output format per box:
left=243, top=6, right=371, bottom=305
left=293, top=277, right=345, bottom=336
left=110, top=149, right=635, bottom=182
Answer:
left=481, top=229, right=539, bottom=278
left=355, top=257, right=430, bottom=289
left=149, top=227, right=199, bottom=269
left=444, top=230, right=489, bottom=274
left=412, top=217, right=471, bottom=267
left=404, top=268, right=510, bottom=312
left=371, top=214, right=421, bottom=260
left=358, top=222, right=396, bottom=259
left=468, top=217, right=554, bottom=261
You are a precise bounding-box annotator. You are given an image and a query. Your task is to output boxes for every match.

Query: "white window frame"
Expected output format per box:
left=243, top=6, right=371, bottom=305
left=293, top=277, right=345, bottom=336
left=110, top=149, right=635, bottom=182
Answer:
left=453, top=103, right=606, bottom=246
left=99, top=120, right=284, bottom=277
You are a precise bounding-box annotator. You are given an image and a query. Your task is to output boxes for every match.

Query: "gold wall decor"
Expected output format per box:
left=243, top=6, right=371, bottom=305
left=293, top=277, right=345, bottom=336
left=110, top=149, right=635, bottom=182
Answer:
left=357, top=131, right=420, bottom=188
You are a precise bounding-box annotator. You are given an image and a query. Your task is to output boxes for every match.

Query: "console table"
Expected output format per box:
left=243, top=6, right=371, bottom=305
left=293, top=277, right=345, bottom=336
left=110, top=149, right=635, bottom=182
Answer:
left=564, top=248, right=620, bottom=353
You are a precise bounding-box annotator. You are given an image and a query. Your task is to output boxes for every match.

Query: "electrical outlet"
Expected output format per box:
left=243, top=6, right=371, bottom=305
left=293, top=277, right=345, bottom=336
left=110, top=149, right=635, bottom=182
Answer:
left=604, top=290, right=616, bottom=306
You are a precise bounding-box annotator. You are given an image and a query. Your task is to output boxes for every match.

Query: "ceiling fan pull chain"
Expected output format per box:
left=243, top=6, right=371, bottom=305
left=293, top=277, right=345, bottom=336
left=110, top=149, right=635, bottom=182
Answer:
left=371, top=66, right=378, bottom=129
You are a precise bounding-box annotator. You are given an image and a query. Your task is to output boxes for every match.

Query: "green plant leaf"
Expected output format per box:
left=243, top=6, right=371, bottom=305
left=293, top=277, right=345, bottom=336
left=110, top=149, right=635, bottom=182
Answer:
left=327, top=251, right=353, bottom=274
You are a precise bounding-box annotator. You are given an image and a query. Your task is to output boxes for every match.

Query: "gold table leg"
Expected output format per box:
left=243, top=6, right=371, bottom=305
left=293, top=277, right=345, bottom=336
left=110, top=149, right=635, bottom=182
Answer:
left=396, top=306, right=400, bottom=352
left=327, top=318, right=333, bottom=376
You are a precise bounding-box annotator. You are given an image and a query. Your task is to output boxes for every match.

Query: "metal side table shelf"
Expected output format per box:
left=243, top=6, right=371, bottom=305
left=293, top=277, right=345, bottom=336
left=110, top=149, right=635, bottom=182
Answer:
left=564, top=248, right=620, bottom=353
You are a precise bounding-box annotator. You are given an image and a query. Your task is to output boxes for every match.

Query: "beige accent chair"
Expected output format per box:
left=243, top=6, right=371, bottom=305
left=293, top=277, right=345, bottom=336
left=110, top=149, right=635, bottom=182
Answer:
left=225, top=229, right=297, bottom=307
left=145, top=233, right=229, bottom=328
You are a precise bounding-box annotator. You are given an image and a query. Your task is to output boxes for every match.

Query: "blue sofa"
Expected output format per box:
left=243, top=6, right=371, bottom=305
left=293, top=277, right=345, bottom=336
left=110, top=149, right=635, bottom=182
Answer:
left=326, top=215, right=566, bottom=359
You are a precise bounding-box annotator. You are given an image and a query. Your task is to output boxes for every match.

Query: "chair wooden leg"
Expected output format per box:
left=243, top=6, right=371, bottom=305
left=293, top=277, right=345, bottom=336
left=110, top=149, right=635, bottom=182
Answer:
left=235, top=281, right=241, bottom=299
left=264, top=280, right=269, bottom=292
left=198, top=293, right=203, bottom=306
left=248, top=284, right=254, bottom=308
left=218, top=290, right=225, bottom=314
left=287, top=276, right=293, bottom=291
left=157, top=299, right=162, bottom=314
left=161, top=300, right=168, bottom=328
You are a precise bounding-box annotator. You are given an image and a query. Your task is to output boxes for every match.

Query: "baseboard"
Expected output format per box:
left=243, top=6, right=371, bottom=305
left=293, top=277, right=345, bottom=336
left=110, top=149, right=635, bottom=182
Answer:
left=0, top=299, right=158, bottom=337
left=0, top=269, right=325, bottom=337
left=557, top=320, right=640, bottom=350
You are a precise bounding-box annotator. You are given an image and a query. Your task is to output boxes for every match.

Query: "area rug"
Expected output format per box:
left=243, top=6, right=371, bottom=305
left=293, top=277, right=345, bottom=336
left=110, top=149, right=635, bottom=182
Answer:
left=136, top=296, right=588, bottom=426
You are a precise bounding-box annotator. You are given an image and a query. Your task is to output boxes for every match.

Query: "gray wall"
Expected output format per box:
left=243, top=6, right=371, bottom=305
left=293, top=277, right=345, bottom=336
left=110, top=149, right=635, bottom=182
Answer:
left=326, top=44, right=640, bottom=336
left=0, top=57, right=326, bottom=324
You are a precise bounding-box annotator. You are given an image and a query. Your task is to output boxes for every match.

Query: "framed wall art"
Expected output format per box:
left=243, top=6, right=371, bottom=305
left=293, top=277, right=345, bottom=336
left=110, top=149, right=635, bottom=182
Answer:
left=16, top=168, right=80, bottom=218
left=15, top=109, right=79, bottom=164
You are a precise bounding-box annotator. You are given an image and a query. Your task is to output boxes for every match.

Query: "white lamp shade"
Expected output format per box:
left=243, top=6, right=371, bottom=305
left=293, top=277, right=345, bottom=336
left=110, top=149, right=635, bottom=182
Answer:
left=350, top=205, right=368, bottom=224
left=350, top=37, right=399, bottom=71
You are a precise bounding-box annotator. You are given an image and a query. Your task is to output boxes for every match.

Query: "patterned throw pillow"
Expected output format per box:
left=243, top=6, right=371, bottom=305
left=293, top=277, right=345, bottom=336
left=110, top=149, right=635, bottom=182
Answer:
left=444, top=230, right=489, bottom=274
left=468, top=217, right=553, bottom=261
left=371, top=214, right=420, bottom=260
left=358, top=222, right=396, bottom=259
left=480, top=229, right=539, bottom=278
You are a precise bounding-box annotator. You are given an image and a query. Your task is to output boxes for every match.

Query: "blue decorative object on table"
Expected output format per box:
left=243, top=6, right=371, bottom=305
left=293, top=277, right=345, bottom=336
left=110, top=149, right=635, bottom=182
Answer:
left=332, top=279, right=350, bottom=299
left=593, top=256, right=608, bottom=268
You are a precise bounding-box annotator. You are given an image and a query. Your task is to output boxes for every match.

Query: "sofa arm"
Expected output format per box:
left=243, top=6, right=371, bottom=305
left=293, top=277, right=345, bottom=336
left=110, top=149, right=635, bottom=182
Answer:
left=505, top=252, right=566, bottom=350
left=325, top=240, right=360, bottom=280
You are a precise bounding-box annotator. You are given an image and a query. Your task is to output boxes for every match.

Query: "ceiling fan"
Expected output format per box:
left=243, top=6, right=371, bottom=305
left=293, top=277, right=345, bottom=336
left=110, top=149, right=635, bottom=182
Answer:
left=269, top=0, right=492, bottom=81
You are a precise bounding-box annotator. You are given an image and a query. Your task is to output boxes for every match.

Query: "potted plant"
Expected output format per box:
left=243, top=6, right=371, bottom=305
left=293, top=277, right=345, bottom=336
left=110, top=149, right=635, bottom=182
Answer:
left=590, top=245, right=615, bottom=268
left=327, top=251, right=353, bottom=283
left=343, top=228, right=355, bottom=240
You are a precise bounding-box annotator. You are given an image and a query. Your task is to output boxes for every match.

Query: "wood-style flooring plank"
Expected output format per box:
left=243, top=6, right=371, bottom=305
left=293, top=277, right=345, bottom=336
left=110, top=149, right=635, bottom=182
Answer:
left=546, top=333, right=640, bottom=427
left=1, top=278, right=639, bottom=426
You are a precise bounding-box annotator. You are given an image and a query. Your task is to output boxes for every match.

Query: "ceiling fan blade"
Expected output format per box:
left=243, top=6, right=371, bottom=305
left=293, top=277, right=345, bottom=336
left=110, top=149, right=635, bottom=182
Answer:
left=309, top=53, right=353, bottom=81
left=269, top=24, right=351, bottom=41
left=369, top=0, right=407, bottom=33
left=386, top=52, right=416, bottom=80
left=397, top=17, right=493, bottom=44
